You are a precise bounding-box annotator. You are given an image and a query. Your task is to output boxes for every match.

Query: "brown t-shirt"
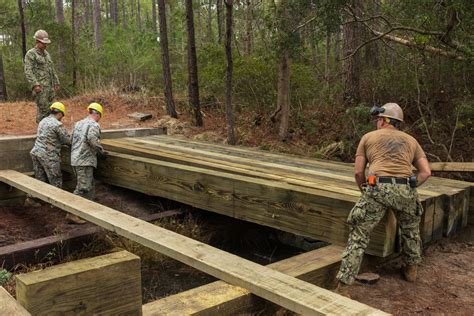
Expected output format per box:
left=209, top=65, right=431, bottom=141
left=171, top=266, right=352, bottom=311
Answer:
left=356, top=128, right=426, bottom=177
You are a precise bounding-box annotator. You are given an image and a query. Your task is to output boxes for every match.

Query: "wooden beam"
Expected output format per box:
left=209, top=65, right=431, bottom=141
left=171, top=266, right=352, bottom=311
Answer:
left=0, top=211, right=182, bottom=270
left=429, top=162, right=474, bottom=172
left=0, top=287, right=31, bottom=316
left=1, top=170, right=387, bottom=315
left=143, top=245, right=343, bottom=315
left=16, top=251, right=142, bottom=315
left=88, top=152, right=395, bottom=257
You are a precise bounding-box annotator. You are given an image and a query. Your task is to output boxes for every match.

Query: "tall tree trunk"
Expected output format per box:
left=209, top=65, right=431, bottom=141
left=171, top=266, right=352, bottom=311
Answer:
left=325, top=31, right=331, bottom=82
left=185, top=0, right=203, bottom=127
left=122, top=0, right=127, bottom=28
left=137, top=0, right=142, bottom=31
left=158, top=0, right=177, bottom=118
left=151, top=0, right=157, bottom=33
left=342, top=0, right=362, bottom=105
left=111, top=0, right=118, bottom=27
left=105, top=0, right=109, bottom=20
left=47, top=0, right=53, bottom=18
left=276, top=50, right=290, bottom=140
left=55, top=0, right=65, bottom=23
left=207, top=0, right=213, bottom=42
left=216, top=0, right=223, bottom=44
left=224, top=0, right=235, bottom=144
left=244, top=0, right=253, bottom=55
left=271, top=0, right=290, bottom=140
left=131, top=0, right=135, bottom=18
left=0, top=54, right=7, bottom=101
left=18, top=0, right=26, bottom=59
left=334, top=26, right=341, bottom=62
left=93, top=0, right=102, bottom=49
left=71, top=0, right=77, bottom=88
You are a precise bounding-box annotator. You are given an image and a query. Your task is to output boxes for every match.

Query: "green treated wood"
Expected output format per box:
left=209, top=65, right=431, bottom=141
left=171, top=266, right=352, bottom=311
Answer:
left=16, top=251, right=142, bottom=316
left=143, top=245, right=343, bottom=316
left=0, top=170, right=387, bottom=316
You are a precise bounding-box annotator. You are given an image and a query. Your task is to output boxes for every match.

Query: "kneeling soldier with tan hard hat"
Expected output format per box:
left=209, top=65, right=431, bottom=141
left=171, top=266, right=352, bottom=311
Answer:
left=334, top=102, right=431, bottom=298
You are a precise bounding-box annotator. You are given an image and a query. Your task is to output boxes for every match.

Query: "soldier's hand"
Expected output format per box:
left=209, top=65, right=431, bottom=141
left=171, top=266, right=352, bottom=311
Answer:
left=98, top=150, right=109, bottom=160
left=54, top=85, right=60, bottom=92
left=33, top=85, right=42, bottom=93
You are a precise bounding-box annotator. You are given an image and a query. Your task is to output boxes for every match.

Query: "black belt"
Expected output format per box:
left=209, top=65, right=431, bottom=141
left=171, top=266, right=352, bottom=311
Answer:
left=377, top=177, right=408, bottom=185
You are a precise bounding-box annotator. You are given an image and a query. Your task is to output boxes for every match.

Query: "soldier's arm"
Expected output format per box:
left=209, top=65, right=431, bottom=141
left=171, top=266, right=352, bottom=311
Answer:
left=354, top=155, right=367, bottom=190
left=87, top=125, right=105, bottom=154
left=56, top=125, right=71, bottom=146
left=413, top=157, right=431, bottom=186
left=24, top=52, right=39, bottom=89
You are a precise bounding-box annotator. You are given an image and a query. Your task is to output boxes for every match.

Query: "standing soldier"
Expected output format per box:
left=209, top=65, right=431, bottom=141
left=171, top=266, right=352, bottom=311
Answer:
left=335, top=103, right=431, bottom=297
left=24, top=30, right=60, bottom=123
left=26, top=102, right=70, bottom=207
left=71, top=103, right=107, bottom=207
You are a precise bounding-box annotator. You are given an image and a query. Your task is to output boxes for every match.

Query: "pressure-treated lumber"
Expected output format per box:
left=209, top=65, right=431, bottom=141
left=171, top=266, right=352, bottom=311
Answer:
left=143, top=245, right=343, bottom=315
left=0, top=287, right=31, bottom=316
left=91, top=152, right=395, bottom=257
left=428, top=162, right=474, bottom=172
left=0, top=170, right=387, bottom=315
left=16, top=250, right=142, bottom=316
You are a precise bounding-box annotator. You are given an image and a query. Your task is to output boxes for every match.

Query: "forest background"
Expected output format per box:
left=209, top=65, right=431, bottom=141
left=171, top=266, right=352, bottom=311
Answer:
left=0, top=0, right=472, bottom=165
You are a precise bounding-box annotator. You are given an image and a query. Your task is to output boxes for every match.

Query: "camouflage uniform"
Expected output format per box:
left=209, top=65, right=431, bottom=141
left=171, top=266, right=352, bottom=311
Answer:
left=30, top=114, right=71, bottom=188
left=336, top=183, right=423, bottom=285
left=24, top=48, right=60, bottom=123
left=71, top=117, right=104, bottom=200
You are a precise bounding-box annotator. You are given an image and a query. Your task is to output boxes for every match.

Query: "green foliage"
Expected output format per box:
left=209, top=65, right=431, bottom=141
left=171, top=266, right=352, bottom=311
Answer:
left=0, top=269, right=11, bottom=286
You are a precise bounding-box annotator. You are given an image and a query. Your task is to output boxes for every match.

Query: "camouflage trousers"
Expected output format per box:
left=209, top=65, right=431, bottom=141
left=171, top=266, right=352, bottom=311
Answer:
left=336, top=183, right=423, bottom=285
left=31, top=154, right=62, bottom=188
left=33, top=86, right=55, bottom=123
left=73, top=166, right=95, bottom=200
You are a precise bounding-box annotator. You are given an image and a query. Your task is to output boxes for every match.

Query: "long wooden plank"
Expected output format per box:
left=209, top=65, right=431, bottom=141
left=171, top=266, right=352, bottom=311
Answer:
left=0, top=170, right=387, bottom=315
left=143, top=245, right=343, bottom=316
left=85, top=152, right=395, bottom=257
left=428, top=162, right=474, bottom=172
left=0, top=287, right=31, bottom=316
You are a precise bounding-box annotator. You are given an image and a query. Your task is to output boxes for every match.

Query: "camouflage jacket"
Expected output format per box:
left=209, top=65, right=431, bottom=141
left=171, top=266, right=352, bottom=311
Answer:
left=30, top=115, right=71, bottom=160
left=71, top=116, right=104, bottom=168
left=24, top=48, right=60, bottom=89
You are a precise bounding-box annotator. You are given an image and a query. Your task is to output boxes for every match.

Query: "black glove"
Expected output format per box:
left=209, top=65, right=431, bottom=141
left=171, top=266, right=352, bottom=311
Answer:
left=98, top=150, right=109, bottom=160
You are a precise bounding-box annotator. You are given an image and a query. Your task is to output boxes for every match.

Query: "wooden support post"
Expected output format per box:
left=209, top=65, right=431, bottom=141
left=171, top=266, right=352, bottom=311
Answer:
left=420, top=199, right=434, bottom=244
left=1, top=170, right=387, bottom=315
left=0, top=287, right=31, bottom=316
left=143, top=245, right=343, bottom=315
left=16, top=251, right=142, bottom=315
left=432, top=196, right=445, bottom=241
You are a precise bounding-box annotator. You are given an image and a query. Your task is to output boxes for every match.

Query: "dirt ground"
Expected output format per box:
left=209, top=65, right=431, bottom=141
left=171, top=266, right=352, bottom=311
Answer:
left=1, top=94, right=473, bottom=314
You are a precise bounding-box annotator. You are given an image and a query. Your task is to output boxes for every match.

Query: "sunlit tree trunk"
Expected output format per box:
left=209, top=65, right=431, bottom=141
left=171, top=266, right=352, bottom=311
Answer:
left=207, top=0, right=213, bottom=42
left=185, top=0, right=203, bottom=127
left=244, top=0, right=253, bottom=55
left=224, top=0, right=235, bottom=144
left=217, top=0, right=223, bottom=44
left=158, top=0, right=177, bottom=118
left=18, top=0, right=26, bottom=59
left=122, top=0, right=127, bottom=28
left=0, top=54, right=7, bottom=101
left=93, top=0, right=102, bottom=49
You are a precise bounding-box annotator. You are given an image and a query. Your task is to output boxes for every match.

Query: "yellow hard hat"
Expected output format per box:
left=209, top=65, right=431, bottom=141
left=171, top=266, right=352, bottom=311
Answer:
left=50, top=102, right=66, bottom=115
left=87, top=102, right=103, bottom=116
left=370, top=103, right=404, bottom=122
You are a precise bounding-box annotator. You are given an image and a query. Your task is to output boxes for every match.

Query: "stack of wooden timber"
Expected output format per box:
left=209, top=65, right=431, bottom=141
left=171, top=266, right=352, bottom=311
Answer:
left=93, top=135, right=472, bottom=257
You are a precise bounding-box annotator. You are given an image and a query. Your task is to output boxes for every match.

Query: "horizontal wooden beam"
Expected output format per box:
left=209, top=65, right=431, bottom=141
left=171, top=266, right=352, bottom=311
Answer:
left=84, top=152, right=395, bottom=257
left=143, top=245, right=343, bottom=315
left=0, top=170, right=387, bottom=315
left=0, top=211, right=182, bottom=270
left=429, top=162, right=474, bottom=172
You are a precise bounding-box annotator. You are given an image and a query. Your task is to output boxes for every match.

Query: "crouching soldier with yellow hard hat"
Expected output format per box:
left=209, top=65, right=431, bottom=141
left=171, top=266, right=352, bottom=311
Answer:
left=70, top=103, right=107, bottom=224
left=334, top=103, right=431, bottom=297
left=26, top=102, right=70, bottom=208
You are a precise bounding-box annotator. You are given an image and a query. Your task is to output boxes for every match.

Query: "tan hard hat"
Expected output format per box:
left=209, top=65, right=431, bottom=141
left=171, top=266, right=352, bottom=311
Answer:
left=34, top=30, right=51, bottom=44
left=378, top=103, right=404, bottom=122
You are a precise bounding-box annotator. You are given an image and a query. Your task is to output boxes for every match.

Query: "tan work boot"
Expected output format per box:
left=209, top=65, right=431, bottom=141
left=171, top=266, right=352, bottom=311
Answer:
left=65, top=214, right=87, bottom=225
left=403, top=264, right=418, bottom=282
left=24, top=197, right=42, bottom=208
left=334, top=281, right=351, bottom=298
